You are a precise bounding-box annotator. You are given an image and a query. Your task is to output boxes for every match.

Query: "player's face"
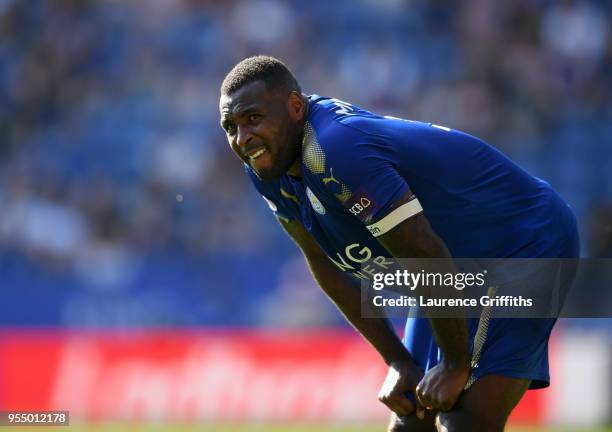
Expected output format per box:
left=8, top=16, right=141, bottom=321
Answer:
left=219, top=81, right=304, bottom=180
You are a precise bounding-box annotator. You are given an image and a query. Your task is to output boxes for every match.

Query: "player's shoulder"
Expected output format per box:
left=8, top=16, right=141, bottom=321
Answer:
left=308, top=94, right=390, bottom=139
left=306, top=94, right=435, bottom=152
left=305, top=95, right=392, bottom=168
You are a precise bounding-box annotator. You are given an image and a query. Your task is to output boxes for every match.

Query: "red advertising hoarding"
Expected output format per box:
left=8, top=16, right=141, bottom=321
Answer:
left=0, top=330, right=542, bottom=424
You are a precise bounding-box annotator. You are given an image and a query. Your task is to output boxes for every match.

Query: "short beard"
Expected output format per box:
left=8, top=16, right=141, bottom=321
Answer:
left=255, top=124, right=302, bottom=181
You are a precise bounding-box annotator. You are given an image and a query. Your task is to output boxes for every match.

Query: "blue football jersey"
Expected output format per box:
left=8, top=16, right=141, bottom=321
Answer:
left=248, top=95, right=576, bottom=270
left=246, top=95, right=579, bottom=389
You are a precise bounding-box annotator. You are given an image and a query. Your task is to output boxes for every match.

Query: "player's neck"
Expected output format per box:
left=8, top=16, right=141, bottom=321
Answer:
left=287, top=108, right=307, bottom=179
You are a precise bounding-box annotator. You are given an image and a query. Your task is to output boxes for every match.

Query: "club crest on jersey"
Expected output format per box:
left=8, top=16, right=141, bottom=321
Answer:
left=306, top=187, right=326, bottom=215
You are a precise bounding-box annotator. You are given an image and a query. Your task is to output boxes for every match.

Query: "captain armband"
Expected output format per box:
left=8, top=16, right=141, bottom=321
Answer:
left=366, top=198, right=423, bottom=237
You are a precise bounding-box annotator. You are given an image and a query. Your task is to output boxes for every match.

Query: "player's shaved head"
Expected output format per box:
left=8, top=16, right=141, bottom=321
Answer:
left=221, top=55, right=301, bottom=97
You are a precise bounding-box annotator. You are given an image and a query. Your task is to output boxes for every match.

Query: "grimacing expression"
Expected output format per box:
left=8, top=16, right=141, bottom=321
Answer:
left=219, top=80, right=303, bottom=180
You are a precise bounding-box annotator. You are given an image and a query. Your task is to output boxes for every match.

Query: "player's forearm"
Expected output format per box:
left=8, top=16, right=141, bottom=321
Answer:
left=429, top=318, right=470, bottom=369
left=304, top=253, right=413, bottom=365
left=411, top=270, right=470, bottom=368
left=417, top=255, right=470, bottom=368
left=377, top=214, right=470, bottom=368
left=279, top=217, right=413, bottom=365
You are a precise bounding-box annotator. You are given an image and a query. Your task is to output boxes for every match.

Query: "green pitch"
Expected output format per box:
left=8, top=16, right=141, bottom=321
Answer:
left=3, top=425, right=612, bottom=432
left=2, top=424, right=611, bottom=432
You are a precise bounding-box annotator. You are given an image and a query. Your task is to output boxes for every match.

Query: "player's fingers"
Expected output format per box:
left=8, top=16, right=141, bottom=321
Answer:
left=436, top=394, right=455, bottom=412
left=415, top=400, right=426, bottom=420
left=394, top=394, right=415, bottom=416
left=389, top=396, right=414, bottom=417
left=415, top=383, right=432, bottom=410
left=438, top=400, right=453, bottom=412
left=378, top=392, right=414, bottom=417
left=426, top=389, right=453, bottom=411
left=383, top=400, right=408, bottom=417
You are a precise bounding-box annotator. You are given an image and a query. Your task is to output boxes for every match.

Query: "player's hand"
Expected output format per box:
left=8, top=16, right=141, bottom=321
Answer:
left=415, top=360, right=470, bottom=413
left=377, top=360, right=424, bottom=417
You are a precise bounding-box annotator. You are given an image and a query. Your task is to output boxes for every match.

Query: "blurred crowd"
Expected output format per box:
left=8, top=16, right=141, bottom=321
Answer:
left=0, top=0, right=611, bottom=327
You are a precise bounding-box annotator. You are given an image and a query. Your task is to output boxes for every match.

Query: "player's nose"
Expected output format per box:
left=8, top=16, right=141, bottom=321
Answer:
left=237, top=124, right=253, bottom=152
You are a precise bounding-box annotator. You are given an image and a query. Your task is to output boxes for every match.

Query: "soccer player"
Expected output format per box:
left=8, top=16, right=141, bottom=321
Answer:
left=219, top=56, right=579, bottom=432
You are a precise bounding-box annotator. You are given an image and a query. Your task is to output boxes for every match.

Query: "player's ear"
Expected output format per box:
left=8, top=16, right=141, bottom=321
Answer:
left=287, top=91, right=306, bottom=121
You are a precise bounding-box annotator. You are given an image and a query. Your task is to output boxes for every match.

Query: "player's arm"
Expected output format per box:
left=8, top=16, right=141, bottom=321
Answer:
left=375, top=192, right=470, bottom=413
left=277, top=216, right=422, bottom=416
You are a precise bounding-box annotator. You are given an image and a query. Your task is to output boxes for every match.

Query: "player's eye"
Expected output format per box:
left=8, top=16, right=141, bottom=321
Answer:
left=248, top=114, right=262, bottom=123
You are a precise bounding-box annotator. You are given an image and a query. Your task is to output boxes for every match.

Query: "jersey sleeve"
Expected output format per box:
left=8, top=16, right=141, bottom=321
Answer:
left=312, top=118, right=423, bottom=237
left=245, top=166, right=295, bottom=222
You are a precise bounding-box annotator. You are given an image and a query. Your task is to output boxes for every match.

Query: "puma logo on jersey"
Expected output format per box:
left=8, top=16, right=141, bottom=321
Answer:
left=322, top=168, right=340, bottom=185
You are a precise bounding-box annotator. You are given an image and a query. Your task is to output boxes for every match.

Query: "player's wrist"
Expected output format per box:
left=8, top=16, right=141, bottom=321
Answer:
left=382, top=345, right=415, bottom=367
left=387, top=357, right=423, bottom=389
left=440, top=357, right=470, bottom=373
left=385, top=352, right=420, bottom=374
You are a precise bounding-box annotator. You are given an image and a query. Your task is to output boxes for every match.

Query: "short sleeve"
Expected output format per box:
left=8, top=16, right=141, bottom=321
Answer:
left=313, top=118, right=423, bottom=236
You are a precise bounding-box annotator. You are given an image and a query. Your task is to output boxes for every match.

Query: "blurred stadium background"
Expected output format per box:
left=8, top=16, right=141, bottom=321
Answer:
left=0, top=0, right=611, bottom=430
